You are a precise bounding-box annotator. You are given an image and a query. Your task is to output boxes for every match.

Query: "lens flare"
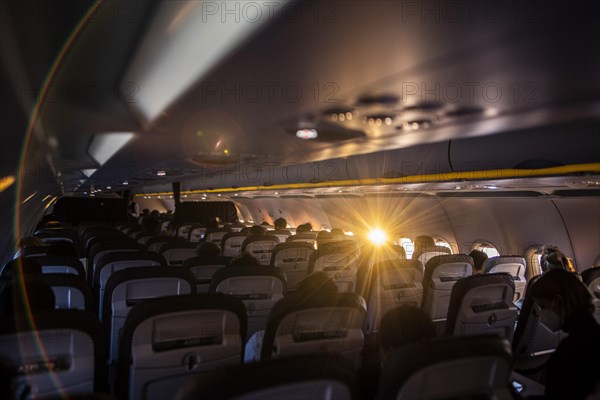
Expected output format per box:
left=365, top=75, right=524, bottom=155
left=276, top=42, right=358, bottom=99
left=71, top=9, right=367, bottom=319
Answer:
left=368, top=228, right=387, bottom=245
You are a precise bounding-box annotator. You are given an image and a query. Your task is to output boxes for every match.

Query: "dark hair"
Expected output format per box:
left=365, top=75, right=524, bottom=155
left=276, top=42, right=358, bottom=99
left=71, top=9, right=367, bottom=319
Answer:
left=274, top=218, right=287, bottom=230
left=141, top=216, right=160, bottom=234
left=296, top=223, right=313, bottom=233
left=530, top=268, right=594, bottom=322
left=380, top=305, right=436, bottom=351
left=469, top=249, right=489, bottom=273
left=205, top=219, right=219, bottom=229
left=330, top=228, right=344, bottom=237
left=414, top=235, right=435, bottom=249
left=297, top=272, right=338, bottom=294
left=196, top=241, right=221, bottom=258
left=316, top=231, right=332, bottom=243
left=248, top=225, right=266, bottom=237
left=229, top=252, right=261, bottom=267
left=540, top=245, right=570, bottom=273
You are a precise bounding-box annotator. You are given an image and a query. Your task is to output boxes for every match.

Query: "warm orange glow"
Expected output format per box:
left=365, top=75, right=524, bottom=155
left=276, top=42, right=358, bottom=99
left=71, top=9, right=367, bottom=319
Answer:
left=0, top=175, right=15, bottom=192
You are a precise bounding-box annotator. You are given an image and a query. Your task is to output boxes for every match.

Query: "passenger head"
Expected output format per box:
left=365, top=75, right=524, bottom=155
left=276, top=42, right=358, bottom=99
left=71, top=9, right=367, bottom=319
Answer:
left=274, top=217, right=287, bottom=230
left=248, top=225, right=266, bottom=237
left=380, top=304, right=436, bottom=356
left=469, top=249, right=489, bottom=274
left=540, top=245, right=571, bottom=273
left=229, top=252, right=261, bottom=267
left=141, top=216, right=160, bottom=234
left=529, top=268, right=594, bottom=332
left=316, top=231, right=332, bottom=243
left=296, top=272, right=338, bottom=294
left=196, top=241, right=221, bottom=258
left=330, top=228, right=344, bottom=238
left=0, top=277, right=56, bottom=316
left=414, top=235, right=435, bottom=249
left=296, top=223, right=313, bottom=233
left=205, top=219, right=219, bottom=230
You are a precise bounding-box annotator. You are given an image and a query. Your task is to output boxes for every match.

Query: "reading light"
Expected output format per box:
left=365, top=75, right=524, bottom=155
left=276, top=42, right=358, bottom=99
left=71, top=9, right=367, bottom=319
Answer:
left=88, top=132, right=135, bottom=166
left=82, top=169, right=97, bottom=178
left=296, top=129, right=318, bottom=140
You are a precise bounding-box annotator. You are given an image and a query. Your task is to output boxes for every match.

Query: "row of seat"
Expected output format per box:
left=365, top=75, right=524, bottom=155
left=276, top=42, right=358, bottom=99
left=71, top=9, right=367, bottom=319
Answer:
left=3, top=223, right=596, bottom=398
left=1, top=291, right=518, bottom=400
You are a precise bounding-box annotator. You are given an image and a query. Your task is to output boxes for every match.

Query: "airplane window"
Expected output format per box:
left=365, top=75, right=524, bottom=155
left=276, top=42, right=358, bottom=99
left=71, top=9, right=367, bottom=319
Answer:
left=399, top=238, right=415, bottom=259
left=433, top=238, right=453, bottom=254
left=524, top=246, right=543, bottom=279
left=473, top=242, right=500, bottom=258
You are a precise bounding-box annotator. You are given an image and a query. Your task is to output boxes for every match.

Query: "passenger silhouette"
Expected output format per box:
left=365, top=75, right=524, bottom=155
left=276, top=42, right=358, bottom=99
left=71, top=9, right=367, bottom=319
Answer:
left=229, top=252, right=261, bottom=267
left=469, top=249, right=489, bottom=274
left=380, top=304, right=437, bottom=362
left=529, top=268, right=600, bottom=399
left=539, top=245, right=573, bottom=273
left=195, top=241, right=221, bottom=258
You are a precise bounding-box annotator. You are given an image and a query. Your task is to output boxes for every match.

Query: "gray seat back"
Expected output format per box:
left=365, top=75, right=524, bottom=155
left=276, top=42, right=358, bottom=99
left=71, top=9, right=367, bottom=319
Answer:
left=0, top=310, right=106, bottom=398
left=484, top=256, right=527, bottom=301
left=378, top=335, right=512, bottom=400
left=210, top=266, right=286, bottom=338
left=261, top=293, right=366, bottom=368
left=445, top=273, right=517, bottom=341
left=365, top=259, right=423, bottom=334
left=270, top=242, right=315, bottom=289
left=421, top=254, right=473, bottom=334
left=117, top=295, right=246, bottom=400
left=102, top=268, right=196, bottom=366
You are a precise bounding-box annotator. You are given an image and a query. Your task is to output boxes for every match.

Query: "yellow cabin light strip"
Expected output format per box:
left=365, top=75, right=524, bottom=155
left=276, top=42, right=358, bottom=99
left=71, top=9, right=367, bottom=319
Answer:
left=136, top=163, right=600, bottom=197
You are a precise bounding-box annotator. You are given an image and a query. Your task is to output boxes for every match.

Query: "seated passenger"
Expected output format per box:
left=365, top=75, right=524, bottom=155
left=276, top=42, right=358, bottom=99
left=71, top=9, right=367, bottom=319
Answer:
left=540, top=245, right=573, bottom=273
left=468, top=250, right=489, bottom=274
left=412, top=235, right=435, bottom=256
left=229, top=252, right=261, bottom=267
left=360, top=304, right=437, bottom=399
left=380, top=305, right=437, bottom=363
left=296, top=223, right=313, bottom=233
left=273, top=217, right=289, bottom=231
left=330, top=228, right=345, bottom=238
left=195, top=241, right=222, bottom=258
left=247, top=225, right=266, bottom=237
left=529, top=268, right=600, bottom=399
left=141, top=214, right=160, bottom=235
left=273, top=218, right=291, bottom=237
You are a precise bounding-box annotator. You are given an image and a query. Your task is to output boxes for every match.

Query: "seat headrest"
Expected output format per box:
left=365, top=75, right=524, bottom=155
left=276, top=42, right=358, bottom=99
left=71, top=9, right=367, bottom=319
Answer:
left=483, top=256, right=526, bottom=274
